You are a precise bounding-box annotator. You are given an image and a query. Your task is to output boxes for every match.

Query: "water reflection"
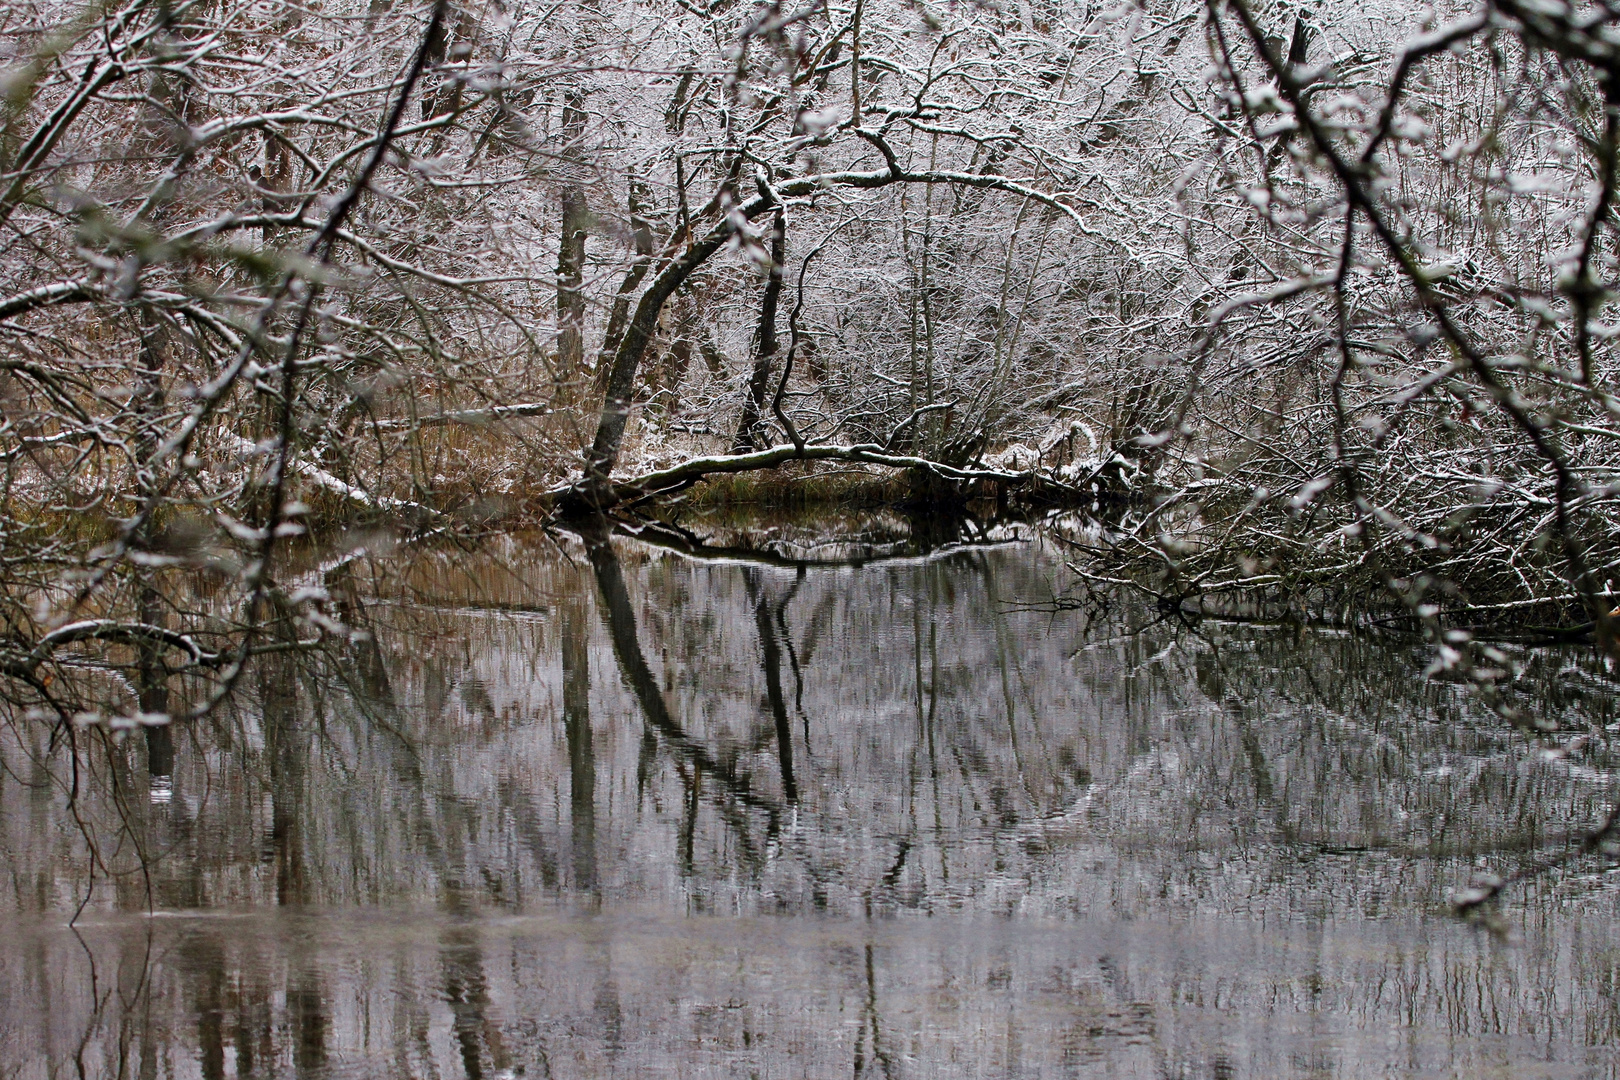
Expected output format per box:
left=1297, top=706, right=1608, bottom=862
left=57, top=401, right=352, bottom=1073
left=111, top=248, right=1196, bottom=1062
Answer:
left=3, top=512, right=1620, bottom=1078
left=10, top=910, right=1620, bottom=1077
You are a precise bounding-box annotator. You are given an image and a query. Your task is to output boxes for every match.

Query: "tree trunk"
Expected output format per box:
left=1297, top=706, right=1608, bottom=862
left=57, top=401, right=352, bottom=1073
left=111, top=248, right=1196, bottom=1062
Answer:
left=732, top=212, right=787, bottom=453
left=648, top=293, right=699, bottom=414
left=556, top=91, right=589, bottom=394
left=573, top=190, right=776, bottom=509
left=134, top=305, right=172, bottom=778
left=593, top=177, right=655, bottom=395
left=562, top=587, right=596, bottom=894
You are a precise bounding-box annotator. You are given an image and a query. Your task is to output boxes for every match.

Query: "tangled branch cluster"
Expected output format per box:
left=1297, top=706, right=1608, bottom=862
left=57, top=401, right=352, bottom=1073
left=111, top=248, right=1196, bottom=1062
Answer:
left=1089, top=0, right=1620, bottom=667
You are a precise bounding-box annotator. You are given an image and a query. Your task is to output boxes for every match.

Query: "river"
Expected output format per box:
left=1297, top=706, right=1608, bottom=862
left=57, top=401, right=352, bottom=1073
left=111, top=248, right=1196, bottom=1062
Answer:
left=3, top=510, right=1618, bottom=1078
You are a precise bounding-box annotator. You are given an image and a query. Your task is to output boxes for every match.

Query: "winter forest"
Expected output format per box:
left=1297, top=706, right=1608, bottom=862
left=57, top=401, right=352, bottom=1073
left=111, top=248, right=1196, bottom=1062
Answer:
left=9, top=0, right=1620, bottom=1073
left=0, top=0, right=1618, bottom=682
left=12, top=0, right=1620, bottom=714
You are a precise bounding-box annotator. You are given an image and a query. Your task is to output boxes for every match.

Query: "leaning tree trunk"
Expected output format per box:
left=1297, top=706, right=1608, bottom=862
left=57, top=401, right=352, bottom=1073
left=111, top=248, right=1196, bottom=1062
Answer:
left=572, top=189, right=777, bottom=509
left=593, top=178, right=655, bottom=394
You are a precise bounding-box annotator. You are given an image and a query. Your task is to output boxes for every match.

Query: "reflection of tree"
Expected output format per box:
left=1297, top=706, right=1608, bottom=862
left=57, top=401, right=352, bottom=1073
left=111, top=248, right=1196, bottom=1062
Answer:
left=584, top=521, right=785, bottom=869
left=327, top=559, right=565, bottom=896
left=617, top=508, right=997, bottom=570
left=852, top=942, right=895, bottom=1080
left=442, top=885, right=512, bottom=1080
left=289, top=959, right=327, bottom=1077
left=745, top=566, right=799, bottom=804
left=563, top=587, right=597, bottom=895
left=260, top=644, right=306, bottom=906
left=9, top=530, right=1620, bottom=1075
left=180, top=931, right=226, bottom=1079
left=63, top=924, right=288, bottom=1080
left=136, top=578, right=173, bottom=783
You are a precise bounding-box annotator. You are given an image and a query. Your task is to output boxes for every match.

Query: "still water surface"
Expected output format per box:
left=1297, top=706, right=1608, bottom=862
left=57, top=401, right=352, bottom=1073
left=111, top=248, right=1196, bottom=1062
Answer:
left=4, top=512, right=1620, bottom=1078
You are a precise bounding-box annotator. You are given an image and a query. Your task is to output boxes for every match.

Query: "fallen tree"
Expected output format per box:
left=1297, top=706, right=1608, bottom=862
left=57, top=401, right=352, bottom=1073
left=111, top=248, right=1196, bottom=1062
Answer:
left=555, top=440, right=1112, bottom=510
